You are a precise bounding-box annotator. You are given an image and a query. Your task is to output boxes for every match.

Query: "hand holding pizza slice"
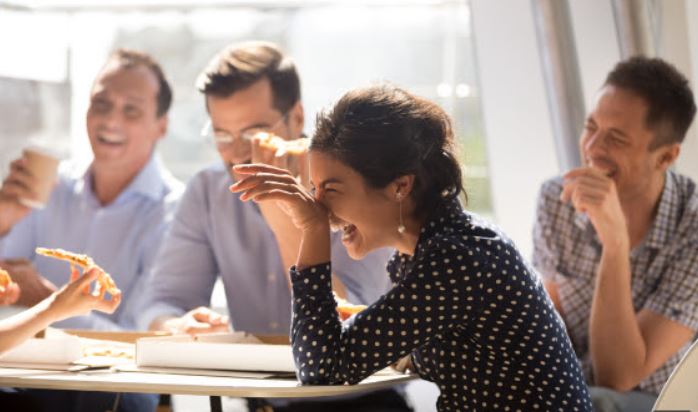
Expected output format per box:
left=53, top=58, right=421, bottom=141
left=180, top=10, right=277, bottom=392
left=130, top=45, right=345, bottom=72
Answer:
left=35, top=247, right=121, bottom=298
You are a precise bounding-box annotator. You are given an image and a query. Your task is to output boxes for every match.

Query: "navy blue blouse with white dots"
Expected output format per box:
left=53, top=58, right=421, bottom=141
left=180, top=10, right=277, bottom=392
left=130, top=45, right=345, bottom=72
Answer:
left=290, top=199, right=593, bottom=411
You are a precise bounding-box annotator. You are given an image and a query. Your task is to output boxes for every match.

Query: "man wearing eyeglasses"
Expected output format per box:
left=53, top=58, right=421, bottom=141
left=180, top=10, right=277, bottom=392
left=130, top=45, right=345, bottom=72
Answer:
left=138, top=41, right=411, bottom=411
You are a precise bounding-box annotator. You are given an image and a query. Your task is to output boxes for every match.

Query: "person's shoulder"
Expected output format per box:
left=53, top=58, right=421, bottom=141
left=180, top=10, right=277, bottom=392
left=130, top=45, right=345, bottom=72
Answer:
left=427, top=208, right=506, bottom=253
left=672, top=172, right=698, bottom=241
left=537, top=176, right=564, bottom=204
left=181, top=162, right=230, bottom=195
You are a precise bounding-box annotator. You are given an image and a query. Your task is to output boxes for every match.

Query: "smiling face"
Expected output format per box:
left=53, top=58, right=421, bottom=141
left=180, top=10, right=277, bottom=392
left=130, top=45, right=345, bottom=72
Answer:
left=580, top=85, right=676, bottom=201
left=206, top=78, right=303, bottom=171
left=310, top=150, right=402, bottom=259
left=86, top=62, right=166, bottom=174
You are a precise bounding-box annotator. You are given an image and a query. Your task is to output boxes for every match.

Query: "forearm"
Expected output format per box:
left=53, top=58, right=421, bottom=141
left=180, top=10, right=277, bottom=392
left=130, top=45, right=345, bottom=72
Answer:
left=297, top=222, right=331, bottom=270
left=0, top=297, right=57, bottom=354
left=589, top=244, right=646, bottom=390
left=259, top=203, right=303, bottom=272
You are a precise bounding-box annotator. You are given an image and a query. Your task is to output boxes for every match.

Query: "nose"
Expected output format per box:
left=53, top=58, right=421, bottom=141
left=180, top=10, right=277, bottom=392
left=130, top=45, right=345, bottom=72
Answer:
left=100, top=108, right=123, bottom=130
left=582, top=130, right=606, bottom=154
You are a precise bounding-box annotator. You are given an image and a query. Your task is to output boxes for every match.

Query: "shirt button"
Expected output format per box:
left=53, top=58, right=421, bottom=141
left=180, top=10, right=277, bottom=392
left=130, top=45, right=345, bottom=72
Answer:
left=270, top=321, right=279, bottom=330
left=267, top=273, right=276, bottom=283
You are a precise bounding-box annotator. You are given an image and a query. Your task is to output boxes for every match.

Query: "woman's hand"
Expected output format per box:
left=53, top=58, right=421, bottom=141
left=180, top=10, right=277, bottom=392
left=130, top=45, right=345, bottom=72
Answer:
left=230, top=163, right=327, bottom=232
left=47, top=266, right=121, bottom=321
left=250, top=135, right=310, bottom=189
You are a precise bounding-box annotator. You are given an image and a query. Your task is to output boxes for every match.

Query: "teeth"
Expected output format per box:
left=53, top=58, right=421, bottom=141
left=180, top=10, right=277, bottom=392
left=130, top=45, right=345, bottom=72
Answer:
left=99, top=133, right=125, bottom=144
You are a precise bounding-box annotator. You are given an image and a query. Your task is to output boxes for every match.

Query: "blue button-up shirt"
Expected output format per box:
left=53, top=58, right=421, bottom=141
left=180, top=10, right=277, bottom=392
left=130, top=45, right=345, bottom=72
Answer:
left=0, top=154, right=183, bottom=330
left=137, top=163, right=393, bottom=335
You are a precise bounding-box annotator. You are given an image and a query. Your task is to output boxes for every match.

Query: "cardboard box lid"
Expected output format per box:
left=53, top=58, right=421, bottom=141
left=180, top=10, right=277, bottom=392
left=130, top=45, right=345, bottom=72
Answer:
left=136, top=332, right=295, bottom=373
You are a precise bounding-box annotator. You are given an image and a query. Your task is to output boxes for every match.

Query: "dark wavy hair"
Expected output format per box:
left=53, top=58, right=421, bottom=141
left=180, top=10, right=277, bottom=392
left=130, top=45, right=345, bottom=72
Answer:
left=311, top=84, right=464, bottom=219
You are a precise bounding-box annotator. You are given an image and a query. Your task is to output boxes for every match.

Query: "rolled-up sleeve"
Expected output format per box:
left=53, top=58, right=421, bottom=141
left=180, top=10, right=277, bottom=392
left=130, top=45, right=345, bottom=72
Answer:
left=643, top=238, right=698, bottom=331
left=532, top=180, right=561, bottom=282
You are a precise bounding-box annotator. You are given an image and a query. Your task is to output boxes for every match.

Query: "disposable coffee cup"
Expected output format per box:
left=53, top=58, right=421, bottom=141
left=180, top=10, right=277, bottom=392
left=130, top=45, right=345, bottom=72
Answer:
left=18, top=145, right=61, bottom=209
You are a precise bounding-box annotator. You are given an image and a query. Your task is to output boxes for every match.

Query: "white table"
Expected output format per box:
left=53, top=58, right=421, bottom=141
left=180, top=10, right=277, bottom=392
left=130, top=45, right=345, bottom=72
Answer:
left=0, top=366, right=416, bottom=411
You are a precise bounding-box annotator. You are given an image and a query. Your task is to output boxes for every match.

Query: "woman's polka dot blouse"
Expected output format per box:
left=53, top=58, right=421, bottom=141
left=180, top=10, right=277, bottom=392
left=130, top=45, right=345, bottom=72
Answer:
left=290, top=199, right=592, bottom=411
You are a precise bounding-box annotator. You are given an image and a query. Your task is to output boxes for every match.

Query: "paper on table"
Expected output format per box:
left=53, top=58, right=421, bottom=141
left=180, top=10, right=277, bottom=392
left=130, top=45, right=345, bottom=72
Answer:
left=0, top=332, right=81, bottom=365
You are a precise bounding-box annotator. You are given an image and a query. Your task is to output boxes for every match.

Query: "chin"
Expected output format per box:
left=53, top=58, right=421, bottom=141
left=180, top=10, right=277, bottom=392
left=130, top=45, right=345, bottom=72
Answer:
left=346, top=247, right=367, bottom=260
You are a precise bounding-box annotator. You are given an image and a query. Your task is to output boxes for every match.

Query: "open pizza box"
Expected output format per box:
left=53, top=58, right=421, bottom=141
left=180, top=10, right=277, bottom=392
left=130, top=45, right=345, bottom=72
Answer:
left=131, top=332, right=296, bottom=377
left=0, top=328, right=166, bottom=371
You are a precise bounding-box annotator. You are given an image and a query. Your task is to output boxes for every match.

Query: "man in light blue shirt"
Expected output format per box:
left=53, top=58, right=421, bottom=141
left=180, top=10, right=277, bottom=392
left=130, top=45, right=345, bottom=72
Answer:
left=0, top=49, right=183, bottom=333
left=140, top=42, right=411, bottom=411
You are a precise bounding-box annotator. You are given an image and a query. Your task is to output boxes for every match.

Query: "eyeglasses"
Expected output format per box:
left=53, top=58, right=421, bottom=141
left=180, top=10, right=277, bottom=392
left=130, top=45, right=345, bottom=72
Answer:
left=200, top=113, right=290, bottom=148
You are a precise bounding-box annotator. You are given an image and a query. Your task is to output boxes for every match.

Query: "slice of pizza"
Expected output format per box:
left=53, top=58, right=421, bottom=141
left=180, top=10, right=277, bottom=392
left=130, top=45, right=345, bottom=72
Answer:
left=253, top=131, right=310, bottom=156
left=334, top=293, right=368, bottom=321
left=35, top=247, right=94, bottom=268
left=0, top=269, right=12, bottom=289
left=35, top=247, right=121, bottom=296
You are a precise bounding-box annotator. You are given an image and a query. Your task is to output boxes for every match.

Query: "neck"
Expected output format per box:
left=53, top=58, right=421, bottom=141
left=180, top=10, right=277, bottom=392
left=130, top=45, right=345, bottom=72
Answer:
left=91, top=156, right=150, bottom=206
left=621, top=172, right=666, bottom=248
left=394, top=214, right=426, bottom=256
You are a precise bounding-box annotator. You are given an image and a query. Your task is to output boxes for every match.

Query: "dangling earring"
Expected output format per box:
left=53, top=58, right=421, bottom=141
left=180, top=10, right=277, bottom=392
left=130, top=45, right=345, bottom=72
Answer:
left=397, top=194, right=406, bottom=234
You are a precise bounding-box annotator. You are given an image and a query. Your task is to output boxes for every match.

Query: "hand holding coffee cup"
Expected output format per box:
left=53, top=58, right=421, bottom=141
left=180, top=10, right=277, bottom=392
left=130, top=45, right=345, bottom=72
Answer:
left=0, top=147, right=60, bottom=236
left=18, top=147, right=60, bottom=209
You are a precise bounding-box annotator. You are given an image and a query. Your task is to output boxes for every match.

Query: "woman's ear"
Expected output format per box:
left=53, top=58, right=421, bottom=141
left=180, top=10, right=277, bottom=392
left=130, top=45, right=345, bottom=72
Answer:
left=393, top=175, right=416, bottom=201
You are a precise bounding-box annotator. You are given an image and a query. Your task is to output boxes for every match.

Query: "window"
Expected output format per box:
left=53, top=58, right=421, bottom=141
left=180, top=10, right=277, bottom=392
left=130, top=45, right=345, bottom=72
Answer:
left=0, top=0, right=492, bottom=214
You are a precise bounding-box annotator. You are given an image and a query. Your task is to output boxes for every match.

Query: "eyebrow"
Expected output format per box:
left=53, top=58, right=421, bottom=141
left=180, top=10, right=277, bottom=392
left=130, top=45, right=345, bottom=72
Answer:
left=316, top=178, right=343, bottom=188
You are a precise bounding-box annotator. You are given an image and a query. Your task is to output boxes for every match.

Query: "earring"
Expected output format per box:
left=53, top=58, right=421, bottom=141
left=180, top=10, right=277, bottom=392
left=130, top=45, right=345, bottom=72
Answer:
left=397, top=194, right=406, bottom=234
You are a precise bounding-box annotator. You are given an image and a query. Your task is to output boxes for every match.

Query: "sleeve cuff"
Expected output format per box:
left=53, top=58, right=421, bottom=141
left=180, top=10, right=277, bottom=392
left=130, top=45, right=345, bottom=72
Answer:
left=644, top=297, right=698, bottom=331
left=290, top=262, right=333, bottom=298
left=136, top=302, right=188, bottom=331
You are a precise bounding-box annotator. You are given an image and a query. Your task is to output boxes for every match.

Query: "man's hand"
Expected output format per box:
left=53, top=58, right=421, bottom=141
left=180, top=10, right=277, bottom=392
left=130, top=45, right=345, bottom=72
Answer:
left=560, top=167, right=628, bottom=249
left=0, top=281, right=20, bottom=306
left=161, top=306, right=230, bottom=335
left=0, top=158, right=35, bottom=236
left=0, top=259, right=56, bottom=307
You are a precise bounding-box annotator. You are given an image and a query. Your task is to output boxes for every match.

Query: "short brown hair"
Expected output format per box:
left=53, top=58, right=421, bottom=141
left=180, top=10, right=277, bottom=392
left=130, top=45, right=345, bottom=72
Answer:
left=605, top=56, right=696, bottom=148
left=196, top=41, right=301, bottom=113
left=105, top=48, right=173, bottom=118
left=312, top=84, right=464, bottom=219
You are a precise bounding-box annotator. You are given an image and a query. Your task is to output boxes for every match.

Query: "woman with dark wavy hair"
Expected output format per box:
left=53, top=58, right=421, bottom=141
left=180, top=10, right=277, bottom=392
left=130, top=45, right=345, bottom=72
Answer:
left=231, top=84, right=592, bottom=411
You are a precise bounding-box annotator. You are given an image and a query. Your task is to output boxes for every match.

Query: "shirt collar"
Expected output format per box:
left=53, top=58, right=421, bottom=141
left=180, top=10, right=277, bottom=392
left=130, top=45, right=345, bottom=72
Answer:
left=78, top=154, right=168, bottom=204
left=387, top=197, right=464, bottom=277
left=644, top=171, right=679, bottom=249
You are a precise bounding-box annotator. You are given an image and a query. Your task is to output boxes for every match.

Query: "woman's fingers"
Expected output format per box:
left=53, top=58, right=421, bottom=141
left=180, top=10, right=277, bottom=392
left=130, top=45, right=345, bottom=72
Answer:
left=95, top=292, right=121, bottom=314
left=70, top=264, right=79, bottom=282
left=249, top=188, right=302, bottom=203
left=237, top=180, right=299, bottom=201
left=233, top=163, right=293, bottom=176
left=70, top=267, right=99, bottom=295
left=230, top=171, right=297, bottom=192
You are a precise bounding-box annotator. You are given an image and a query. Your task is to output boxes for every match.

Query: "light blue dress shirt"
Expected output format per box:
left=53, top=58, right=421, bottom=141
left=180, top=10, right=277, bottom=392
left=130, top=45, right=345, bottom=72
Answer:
left=137, top=163, right=394, bottom=335
left=0, top=154, right=183, bottom=330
